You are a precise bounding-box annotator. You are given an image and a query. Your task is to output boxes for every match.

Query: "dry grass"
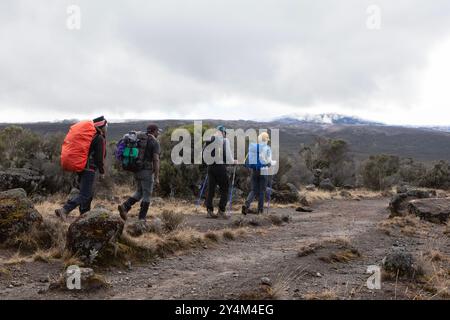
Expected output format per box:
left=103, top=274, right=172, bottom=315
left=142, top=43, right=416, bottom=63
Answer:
left=222, top=229, right=236, bottom=240
left=444, top=225, right=450, bottom=238
left=239, top=286, right=275, bottom=300
left=424, top=249, right=448, bottom=263
left=0, top=266, right=11, bottom=278
left=0, top=251, right=31, bottom=265
left=35, top=198, right=64, bottom=218
left=204, top=231, right=220, bottom=242
left=303, top=289, right=338, bottom=300
left=421, top=247, right=450, bottom=298
left=378, top=216, right=430, bottom=237
left=62, top=251, right=85, bottom=268
left=297, top=243, right=319, bottom=257
left=319, top=248, right=361, bottom=263
left=160, top=210, right=185, bottom=232
left=106, top=227, right=247, bottom=265
left=271, top=264, right=308, bottom=298
left=301, top=189, right=383, bottom=204
left=4, top=219, right=67, bottom=258
left=32, top=248, right=61, bottom=263
left=297, top=236, right=359, bottom=264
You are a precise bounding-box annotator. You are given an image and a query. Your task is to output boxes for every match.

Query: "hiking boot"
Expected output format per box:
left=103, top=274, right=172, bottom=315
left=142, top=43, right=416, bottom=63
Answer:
left=241, top=205, right=248, bottom=215
left=138, top=201, right=150, bottom=221
left=55, top=208, right=68, bottom=222
left=118, top=197, right=138, bottom=221
left=206, top=209, right=218, bottom=219
left=257, top=208, right=264, bottom=215
left=218, top=210, right=230, bottom=220
left=118, top=204, right=128, bottom=221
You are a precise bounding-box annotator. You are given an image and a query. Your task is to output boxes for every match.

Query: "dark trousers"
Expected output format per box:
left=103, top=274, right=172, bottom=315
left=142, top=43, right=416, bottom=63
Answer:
left=206, top=165, right=229, bottom=212
left=132, top=170, right=154, bottom=203
left=63, top=170, right=96, bottom=215
left=245, top=170, right=268, bottom=211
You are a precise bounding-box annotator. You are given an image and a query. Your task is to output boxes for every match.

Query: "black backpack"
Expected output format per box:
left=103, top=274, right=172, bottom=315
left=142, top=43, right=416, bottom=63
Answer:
left=203, top=136, right=227, bottom=165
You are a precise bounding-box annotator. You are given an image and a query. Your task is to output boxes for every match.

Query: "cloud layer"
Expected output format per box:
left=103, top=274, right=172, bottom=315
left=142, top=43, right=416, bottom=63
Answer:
left=1, top=0, right=450, bottom=125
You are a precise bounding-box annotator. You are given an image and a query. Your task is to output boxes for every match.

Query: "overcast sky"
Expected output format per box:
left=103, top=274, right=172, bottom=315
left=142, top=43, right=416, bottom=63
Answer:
left=1, top=0, right=450, bottom=125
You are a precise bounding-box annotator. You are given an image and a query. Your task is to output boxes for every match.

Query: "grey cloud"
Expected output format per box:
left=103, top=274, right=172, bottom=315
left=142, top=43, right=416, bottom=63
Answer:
left=0, top=0, right=450, bottom=122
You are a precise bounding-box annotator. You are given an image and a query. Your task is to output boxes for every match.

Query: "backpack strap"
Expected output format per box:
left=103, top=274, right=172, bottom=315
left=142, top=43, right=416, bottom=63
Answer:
left=222, top=138, right=227, bottom=164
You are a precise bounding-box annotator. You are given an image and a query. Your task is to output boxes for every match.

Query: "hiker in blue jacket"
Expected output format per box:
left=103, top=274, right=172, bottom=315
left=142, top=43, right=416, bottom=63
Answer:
left=242, top=132, right=275, bottom=215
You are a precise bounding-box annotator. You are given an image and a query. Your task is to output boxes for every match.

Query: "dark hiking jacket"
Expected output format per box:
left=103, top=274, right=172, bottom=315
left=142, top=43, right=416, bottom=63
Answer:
left=87, top=133, right=106, bottom=174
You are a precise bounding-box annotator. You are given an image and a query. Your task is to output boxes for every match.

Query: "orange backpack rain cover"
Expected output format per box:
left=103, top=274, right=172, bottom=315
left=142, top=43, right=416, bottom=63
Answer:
left=61, top=121, right=97, bottom=172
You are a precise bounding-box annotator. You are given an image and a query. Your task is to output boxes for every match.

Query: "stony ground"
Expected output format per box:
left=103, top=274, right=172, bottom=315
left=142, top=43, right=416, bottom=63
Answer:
left=0, top=197, right=448, bottom=300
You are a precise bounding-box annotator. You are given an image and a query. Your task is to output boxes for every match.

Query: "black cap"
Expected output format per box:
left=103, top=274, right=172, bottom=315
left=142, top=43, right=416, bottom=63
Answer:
left=93, top=116, right=107, bottom=128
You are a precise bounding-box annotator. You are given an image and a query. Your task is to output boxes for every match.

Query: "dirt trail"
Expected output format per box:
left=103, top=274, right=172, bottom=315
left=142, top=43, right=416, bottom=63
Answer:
left=1, top=198, right=447, bottom=299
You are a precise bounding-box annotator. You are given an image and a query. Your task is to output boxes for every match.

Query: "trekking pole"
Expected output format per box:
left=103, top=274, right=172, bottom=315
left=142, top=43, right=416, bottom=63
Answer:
left=228, top=165, right=237, bottom=215
left=196, top=174, right=208, bottom=208
left=266, top=174, right=273, bottom=214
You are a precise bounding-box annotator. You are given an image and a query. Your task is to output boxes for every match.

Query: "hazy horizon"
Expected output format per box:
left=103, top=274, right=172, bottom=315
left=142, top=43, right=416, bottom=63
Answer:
left=1, top=1, right=450, bottom=125
left=0, top=112, right=449, bottom=128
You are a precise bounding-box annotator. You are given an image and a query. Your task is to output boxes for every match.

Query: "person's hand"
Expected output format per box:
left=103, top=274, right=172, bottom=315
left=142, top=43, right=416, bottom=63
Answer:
left=154, top=177, right=160, bottom=187
left=99, top=174, right=105, bottom=181
left=234, top=160, right=239, bottom=165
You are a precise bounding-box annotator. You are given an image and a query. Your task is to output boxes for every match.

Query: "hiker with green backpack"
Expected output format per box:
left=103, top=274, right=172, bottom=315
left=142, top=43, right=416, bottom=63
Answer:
left=117, top=124, right=161, bottom=221
left=242, top=132, right=276, bottom=215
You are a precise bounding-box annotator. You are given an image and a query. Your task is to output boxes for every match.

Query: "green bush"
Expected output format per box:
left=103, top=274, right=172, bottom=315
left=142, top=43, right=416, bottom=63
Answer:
left=421, top=160, right=450, bottom=190
left=299, top=138, right=355, bottom=186
left=361, top=154, right=400, bottom=190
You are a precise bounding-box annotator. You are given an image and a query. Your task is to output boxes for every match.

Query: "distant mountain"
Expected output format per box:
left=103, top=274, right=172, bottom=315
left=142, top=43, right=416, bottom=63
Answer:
left=423, top=126, right=450, bottom=133
left=1, top=116, right=450, bottom=162
left=274, top=113, right=384, bottom=126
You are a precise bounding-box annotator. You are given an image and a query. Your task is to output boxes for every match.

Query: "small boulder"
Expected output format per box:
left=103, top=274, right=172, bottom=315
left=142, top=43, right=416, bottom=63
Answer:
left=339, top=190, right=352, bottom=198
left=396, top=185, right=409, bottom=194
left=0, top=168, right=43, bottom=194
left=408, top=198, right=450, bottom=224
left=270, top=188, right=300, bottom=204
left=49, top=267, right=108, bottom=292
left=382, top=249, right=422, bottom=278
left=260, top=277, right=272, bottom=286
left=0, top=188, right=43, bottom=243
left=389, top=190, right=434, bottom=218
left=319, top=178, right=335, bottom=192
left=343, top=184, right=354, bottom=190
left=66, top=208, right=124, bottom=261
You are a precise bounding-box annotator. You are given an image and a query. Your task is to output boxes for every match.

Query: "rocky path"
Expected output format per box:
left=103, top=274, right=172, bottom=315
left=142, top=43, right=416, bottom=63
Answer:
left=1, top=198, right=448, bottom=299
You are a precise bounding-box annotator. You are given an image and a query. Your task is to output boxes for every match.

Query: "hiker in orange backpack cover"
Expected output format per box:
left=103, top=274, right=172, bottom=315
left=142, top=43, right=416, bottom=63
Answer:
left=55, top=116, right=107, bottom=221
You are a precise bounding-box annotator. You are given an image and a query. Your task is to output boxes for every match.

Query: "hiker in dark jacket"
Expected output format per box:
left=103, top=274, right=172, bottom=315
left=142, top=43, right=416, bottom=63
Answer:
left=204, top=125, right=235, bottom=219
left=118, top=124, right=161, bottom=221
left=55, top=116, right=107, bottom=220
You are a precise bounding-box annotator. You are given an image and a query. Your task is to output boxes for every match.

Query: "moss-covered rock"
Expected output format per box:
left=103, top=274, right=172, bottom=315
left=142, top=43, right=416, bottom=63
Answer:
left=0, top=188, right=43, bottom=243
left=66, top=208, right=124, bottom=262
left=0, top=169, right=43, bottom=194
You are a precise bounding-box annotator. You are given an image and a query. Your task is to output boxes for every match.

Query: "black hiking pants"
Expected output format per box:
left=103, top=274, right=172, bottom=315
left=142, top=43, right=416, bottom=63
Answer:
left=63, top=169, right=96, bottom=215
left=206, top=164, right=229, bottom=212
